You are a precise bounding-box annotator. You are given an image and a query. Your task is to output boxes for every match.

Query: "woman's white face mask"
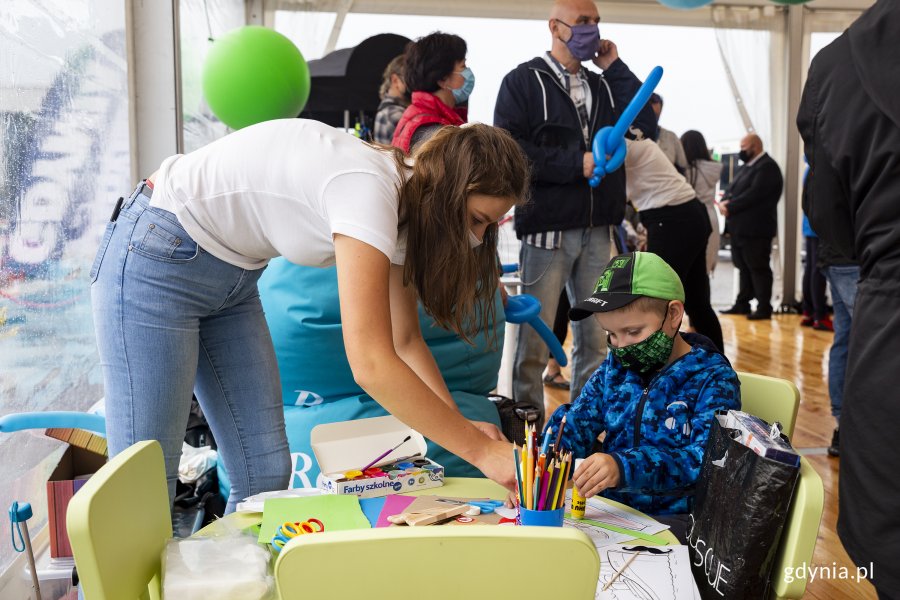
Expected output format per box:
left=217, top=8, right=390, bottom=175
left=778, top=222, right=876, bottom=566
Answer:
left=468, top=229, right=483, bottom=249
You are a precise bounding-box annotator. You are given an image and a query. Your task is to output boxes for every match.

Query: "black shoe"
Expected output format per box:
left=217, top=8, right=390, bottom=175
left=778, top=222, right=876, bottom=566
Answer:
left=828, top=428, right=840, bottom=457
left=747, top=310, right=772, bottom=320
left=720, top=305, right=751, bottom=315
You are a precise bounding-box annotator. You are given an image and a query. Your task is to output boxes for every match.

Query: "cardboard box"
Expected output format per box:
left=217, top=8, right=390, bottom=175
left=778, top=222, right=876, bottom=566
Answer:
left=720, top=410, right=800, bottom=467
left=46, top=443, right=107, bottom=558
left=311, top=416, right=444, bottom=499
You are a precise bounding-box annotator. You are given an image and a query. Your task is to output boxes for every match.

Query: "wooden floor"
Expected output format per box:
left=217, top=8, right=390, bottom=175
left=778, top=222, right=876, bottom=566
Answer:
left=543, top=312, right=877, bottom=599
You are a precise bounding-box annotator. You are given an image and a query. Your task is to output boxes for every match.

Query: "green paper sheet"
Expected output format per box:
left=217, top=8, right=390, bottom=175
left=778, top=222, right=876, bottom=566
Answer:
left=258, top=495, right=371, bottom=544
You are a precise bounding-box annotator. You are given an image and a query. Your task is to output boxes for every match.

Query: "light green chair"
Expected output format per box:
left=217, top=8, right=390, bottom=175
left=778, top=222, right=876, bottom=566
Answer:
left=67, top=440, right=172, bottom=600
left=737, top=371, right=825, bottom=599
left=275, top=525, right=599, bottom=600
left=737, top=371, right=801, bottom=438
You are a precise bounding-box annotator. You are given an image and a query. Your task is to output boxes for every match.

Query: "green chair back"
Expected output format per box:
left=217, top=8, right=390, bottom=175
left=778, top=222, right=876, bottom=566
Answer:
left=770, top=456, right=825, bottom=598
left=67, top=440, right=172, bottom=600
left=275, top=526, right=599, bottom=599
left=737, top=371, right=800, bottom=438
left=736, top=371, right=824, bottom=599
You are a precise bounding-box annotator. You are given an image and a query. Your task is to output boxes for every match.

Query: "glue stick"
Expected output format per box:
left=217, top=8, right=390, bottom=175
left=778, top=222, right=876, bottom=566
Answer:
left=571, top=485, right=586, bottom=520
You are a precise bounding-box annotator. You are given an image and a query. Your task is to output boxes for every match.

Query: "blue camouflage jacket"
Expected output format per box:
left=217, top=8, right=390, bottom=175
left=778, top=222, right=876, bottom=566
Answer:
left=546, top=333, right=740, bottom=515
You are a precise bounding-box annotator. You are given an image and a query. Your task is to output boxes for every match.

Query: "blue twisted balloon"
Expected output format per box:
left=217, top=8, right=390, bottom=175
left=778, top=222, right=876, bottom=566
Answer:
left=504, top=294, right=568, bottom=367
left=0, top=411, right=106, bottom=434
left=589, top=66, right=664, bottom=187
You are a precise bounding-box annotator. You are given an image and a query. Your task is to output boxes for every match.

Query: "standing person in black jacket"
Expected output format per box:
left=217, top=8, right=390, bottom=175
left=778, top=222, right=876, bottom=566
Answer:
left=494, top=0, right=656, bottom=419
left=718, top=134, right=783, bottom=320
left=797, top=1, right=900, bottom=594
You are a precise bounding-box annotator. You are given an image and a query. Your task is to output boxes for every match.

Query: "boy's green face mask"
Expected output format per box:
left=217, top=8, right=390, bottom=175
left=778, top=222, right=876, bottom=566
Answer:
left=608, top=313, right=674, bottom=375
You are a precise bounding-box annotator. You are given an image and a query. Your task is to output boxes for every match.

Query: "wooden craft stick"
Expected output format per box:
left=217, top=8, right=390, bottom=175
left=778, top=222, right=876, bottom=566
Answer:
left=601, top=551, right=640, bottom=591
left=388, top=504, right=469, bottom=526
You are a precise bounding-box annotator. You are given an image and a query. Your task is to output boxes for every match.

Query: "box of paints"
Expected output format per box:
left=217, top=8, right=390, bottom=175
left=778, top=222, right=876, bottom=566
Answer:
left=311, top=416, right=444, bottom=498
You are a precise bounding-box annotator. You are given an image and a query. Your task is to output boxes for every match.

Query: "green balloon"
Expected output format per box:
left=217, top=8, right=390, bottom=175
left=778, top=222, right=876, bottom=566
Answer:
left=202, top=26, right=310, bottom=130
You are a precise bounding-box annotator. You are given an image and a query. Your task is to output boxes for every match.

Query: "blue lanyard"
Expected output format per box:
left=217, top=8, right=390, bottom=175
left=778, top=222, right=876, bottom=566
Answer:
left=9, top=501, right=28, bottom=553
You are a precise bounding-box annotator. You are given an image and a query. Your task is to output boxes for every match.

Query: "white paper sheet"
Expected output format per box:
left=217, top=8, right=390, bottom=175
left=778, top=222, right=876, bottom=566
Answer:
left=564, top=518, right=634, bottom=547
left=572, top=493, right=671, bottom=535
left=596, top=544, right=699, bottom=600
left=235, top=487, right=321, bottom=512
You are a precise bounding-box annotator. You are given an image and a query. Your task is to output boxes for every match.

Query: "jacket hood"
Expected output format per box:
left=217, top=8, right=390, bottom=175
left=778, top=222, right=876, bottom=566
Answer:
left=679, top=332, right=734, bottom=372
left=524, top=55, right=554, bottom=73
left=523, top=55, right=593, bottom=79
left=681, top=332, right=726, bottom=361
left=848, top=0, right=900, bottom=129
left=695, top=160, right=721, bottom=179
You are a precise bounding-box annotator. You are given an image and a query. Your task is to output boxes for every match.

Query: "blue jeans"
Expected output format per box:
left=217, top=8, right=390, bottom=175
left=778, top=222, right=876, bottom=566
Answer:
left=824, top=265, right=859, bottom=420
left=513, top=227, right=610, bottom=418
left=91, top=184, right=290, bottom=512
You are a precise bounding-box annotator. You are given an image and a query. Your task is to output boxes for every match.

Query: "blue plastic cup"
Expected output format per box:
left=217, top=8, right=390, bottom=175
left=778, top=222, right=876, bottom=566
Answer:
left=518, top=507, right=565, bottom=527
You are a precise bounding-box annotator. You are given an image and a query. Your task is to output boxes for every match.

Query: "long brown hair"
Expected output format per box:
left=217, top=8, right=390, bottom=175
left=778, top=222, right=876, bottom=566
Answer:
left=384, top=125, right=530, bottom=342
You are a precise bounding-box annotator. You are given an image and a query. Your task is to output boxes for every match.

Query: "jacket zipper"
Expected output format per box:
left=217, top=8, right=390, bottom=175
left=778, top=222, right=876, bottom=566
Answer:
left=588, top=77, right=602, bottom=227
left=631, top=351, right=692, bottom=447
left=633, top=386, right=652, bottom=447
left=531, top=66, right=604, bottom=228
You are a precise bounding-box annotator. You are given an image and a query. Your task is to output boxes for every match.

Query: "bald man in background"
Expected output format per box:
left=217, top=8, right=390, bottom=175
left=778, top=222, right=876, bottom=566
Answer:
left=494, top=0, right=657, bottom=419
left=718, top=134, right=783, bottom=320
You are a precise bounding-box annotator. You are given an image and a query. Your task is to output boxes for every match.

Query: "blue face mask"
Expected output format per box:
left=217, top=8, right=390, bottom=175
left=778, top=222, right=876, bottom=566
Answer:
left=451, top=67, right=476, bottom=104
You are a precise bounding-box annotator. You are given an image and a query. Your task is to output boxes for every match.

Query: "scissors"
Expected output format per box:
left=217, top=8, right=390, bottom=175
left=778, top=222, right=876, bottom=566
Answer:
left=435, top=498, right=505, bottom=514
left=271, top=518, right=325, bottom=553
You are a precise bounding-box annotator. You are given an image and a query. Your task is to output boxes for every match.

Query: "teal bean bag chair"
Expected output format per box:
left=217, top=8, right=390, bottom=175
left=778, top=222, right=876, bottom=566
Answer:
left=259, top=258, right=505, bottom=488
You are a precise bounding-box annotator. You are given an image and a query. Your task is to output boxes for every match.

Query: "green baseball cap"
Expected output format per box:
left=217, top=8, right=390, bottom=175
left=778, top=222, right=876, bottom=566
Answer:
left=569, top=252, right=685, bottom=321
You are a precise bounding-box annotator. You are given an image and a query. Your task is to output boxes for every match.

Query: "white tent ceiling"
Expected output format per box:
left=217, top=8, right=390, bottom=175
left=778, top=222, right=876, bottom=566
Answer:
left=268, top=0, right=874, bottom=27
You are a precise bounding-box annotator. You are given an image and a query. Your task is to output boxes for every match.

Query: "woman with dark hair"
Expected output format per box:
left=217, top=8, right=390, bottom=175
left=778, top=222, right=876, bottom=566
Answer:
left=392, top=32, right=475, bottom=153
left=681, top=130, right=722, bottom=273
left=91, top=120, right=528, bottom=511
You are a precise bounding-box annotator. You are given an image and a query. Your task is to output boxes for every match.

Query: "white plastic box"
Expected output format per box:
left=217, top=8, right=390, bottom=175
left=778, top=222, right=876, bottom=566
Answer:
left=311, top=416, right=444, bottom=499
left=24, top=551, right=77, bottom=600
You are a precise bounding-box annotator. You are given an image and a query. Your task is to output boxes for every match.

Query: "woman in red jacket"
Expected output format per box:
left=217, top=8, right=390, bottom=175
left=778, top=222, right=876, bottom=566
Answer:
left=392, top=32, right=475, bottom=153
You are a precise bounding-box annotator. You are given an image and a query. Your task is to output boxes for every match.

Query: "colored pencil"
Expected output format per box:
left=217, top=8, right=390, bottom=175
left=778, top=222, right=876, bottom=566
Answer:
left=550, top=455, right=565, bottom=510
left=538, top=460, right=555, bottom=511
left=552, top=452, right=565, bottom=510
left=554, top=415, right=567, bottom=451
left=532, top=461, right=542, bottom=510
left=525, top=425, right=534, bottom=509
left=513, top=445, right=524, bottom=507
left=556, top=451, right=572, bottom=510
left=540, top=426, right=553, bottom=457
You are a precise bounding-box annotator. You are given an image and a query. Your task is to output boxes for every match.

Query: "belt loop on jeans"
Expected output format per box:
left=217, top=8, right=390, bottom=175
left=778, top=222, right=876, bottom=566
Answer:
left=123, top=180, right=153, bottom=211
left=138, top=180, right=154, bottom=199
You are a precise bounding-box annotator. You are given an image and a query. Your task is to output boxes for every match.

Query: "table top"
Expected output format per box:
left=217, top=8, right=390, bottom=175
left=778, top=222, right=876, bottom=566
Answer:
left=412, top=477, right=678, bottom=545
left=198, top=477, right=678, bottom=546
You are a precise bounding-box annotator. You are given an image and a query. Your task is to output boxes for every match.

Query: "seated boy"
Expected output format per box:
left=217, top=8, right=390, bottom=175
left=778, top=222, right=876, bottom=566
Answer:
left=546, top=251, right=740, bottom=528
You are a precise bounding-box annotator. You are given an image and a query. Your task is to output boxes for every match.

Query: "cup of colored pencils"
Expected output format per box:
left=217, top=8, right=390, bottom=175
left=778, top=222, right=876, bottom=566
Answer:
left=515, top=417, right=571, bottom=527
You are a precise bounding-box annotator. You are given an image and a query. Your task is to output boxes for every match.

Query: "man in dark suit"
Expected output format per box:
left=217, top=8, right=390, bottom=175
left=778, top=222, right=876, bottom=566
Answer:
left=718, top=134, right=783, bottom=320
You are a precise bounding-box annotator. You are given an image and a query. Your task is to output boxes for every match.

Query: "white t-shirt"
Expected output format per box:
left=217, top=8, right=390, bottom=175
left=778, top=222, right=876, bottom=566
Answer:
left=624, top=139, right=697, bottom=211
left=150, top=119, right=406, bottom=270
